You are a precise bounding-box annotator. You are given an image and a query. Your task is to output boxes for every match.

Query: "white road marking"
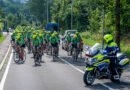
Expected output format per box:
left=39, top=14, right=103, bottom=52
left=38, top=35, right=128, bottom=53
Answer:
left=59, top=57, right=114, bottom=90
left=0, top=50, right=13, bottom=90
left=0, top=44, right=11, bottom=71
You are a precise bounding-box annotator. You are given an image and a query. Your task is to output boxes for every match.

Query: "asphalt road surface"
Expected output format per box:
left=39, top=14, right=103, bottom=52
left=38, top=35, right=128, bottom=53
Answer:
left=1, top=45, right=130, bottom=90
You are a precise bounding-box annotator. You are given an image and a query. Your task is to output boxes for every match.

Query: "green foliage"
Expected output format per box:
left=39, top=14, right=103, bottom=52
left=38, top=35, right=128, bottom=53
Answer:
left=29, top=0, right=49, bottom=23
left=0, top=0, right=31, bottom=29
left=0, top=36, right=5, bottom=43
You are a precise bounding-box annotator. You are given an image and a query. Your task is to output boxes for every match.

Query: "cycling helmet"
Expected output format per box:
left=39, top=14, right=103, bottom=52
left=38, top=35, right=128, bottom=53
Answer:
left=104, top=34, right=113, bottom=43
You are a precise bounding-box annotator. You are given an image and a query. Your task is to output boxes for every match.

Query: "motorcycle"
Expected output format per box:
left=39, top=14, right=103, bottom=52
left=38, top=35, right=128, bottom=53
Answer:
left=83, top=43, right=130, bottom=85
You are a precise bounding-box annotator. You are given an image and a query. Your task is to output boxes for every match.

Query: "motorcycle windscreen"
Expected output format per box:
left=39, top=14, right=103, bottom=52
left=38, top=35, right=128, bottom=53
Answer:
left=89, top=43, right=102, bottom=56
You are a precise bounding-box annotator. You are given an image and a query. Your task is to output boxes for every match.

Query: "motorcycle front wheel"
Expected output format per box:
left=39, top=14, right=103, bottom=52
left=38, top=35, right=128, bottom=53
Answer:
left=83, top=71, right=95, bottom=85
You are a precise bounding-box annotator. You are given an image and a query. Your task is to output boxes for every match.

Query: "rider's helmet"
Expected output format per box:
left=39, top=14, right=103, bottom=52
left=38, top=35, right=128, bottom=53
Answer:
left=33, top=35, right=37, bottom=39
left=104, top=34, right=113, bottom=43
left=36, top=33, right=39, bottom=35
left=76, top=32, right=79, bottom=35
left=18, top=33, right=21, bottom=36
left=40, top=31, right=43, bottom=34
left=29, top=30, right=31, bottom=33
left=74, top=35, right=77, bottom=38
left=16, top=35, right=20, bottom=40
left=68, top=32, right=70, bottom=35
left=45, top=31, right=47, bottom=34
left=39, top=34, right=43, bottom=37
left=52, top=34, right=55, bottom=38
left=48, top=31, right=51, bottom=34
left=54, top=31, right=57, bottom=34
left=32, top=28, right=35, bottom=31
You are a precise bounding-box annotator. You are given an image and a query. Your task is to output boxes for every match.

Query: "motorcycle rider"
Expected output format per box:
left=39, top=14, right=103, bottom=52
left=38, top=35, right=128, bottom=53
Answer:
left=104, top=34, right=120, bottom=80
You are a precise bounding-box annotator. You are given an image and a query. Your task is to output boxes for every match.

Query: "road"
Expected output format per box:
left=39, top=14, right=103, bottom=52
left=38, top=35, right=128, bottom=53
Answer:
left=1, top=44, right=130, bottom=90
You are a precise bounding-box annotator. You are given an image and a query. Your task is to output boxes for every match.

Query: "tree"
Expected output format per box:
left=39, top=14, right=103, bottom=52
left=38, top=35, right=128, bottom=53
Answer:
left=115, top=0, right=120, bottom=48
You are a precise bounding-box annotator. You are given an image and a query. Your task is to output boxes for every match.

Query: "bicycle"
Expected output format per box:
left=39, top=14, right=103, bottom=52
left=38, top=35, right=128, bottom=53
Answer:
left=13, top=46, right=26, bottom=64
left=67, top=43, right=71, bottom=56
left=52, top=46, right=58, bottom=61
left=72, top=45, right=79, bottom=62
left=33, top=47, right=41, bottom=66
left=27, top=40, right=31, bottom=53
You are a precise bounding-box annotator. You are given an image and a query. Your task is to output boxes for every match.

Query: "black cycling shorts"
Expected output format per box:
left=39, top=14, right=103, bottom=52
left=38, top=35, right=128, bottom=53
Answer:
left=72, top=44, right=77, bottom=48
left=21, top=44, right=25, bottom=48
left=12, top=39, right=15, bottom=42
left=51, top=43, right=58, bottom=48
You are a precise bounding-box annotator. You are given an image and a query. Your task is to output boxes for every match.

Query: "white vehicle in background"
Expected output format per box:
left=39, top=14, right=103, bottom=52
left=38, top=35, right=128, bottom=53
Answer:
left=62, top=30, right=77, bottom=50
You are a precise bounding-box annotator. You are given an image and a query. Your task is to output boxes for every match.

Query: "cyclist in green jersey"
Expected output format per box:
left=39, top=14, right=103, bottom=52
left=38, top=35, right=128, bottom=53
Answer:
left=32, top=35, right=40, bottom=55
left=66, top=32, right=72, bottom=50
left=39, top=34, right=45, bottom=55
left=50, top=34, right=58, bottom=55
left=71, top=35, right=78, bottom=55
left=75, top=32, right=81, bottom=49
left=15, top=35, right=25, bottom=59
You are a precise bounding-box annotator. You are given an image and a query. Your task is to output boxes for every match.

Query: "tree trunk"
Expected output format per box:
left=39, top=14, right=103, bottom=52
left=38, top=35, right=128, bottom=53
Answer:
left=115, top=0, right=120, bottom=48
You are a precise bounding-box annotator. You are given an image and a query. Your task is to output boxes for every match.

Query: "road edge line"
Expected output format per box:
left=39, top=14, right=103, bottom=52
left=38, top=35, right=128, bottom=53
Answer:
left=0, top=44, right=11, bottom=71
left=0, top=50, right=13, bottom=90
left=59, top=57, right=114, bottom=90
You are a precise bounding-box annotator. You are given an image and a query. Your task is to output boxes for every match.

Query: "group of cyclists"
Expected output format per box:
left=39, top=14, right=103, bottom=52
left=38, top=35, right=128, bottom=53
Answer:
left=65, top=32, right=83, bottom=60
left=11, top=26, right=60, bottom=65
left=11, top=25, right=84, bottom=64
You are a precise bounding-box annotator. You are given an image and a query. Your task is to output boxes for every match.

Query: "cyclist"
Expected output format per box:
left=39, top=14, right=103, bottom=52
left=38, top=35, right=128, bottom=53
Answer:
left=50, top=33, right=58, bottom=56
left=55, top=32, right=60, bottom=55
left=39, top=34, right=45, bottom=55
left=32, top=35, right=40, bottom=57
left=71, top=35, right=78, bottom=55
left=75, top=32, right=82, bottom=52
left=15, top=34, right=25, bottom=60
left=66, top=32, right=72, bottom=51
left=46, top=31, right=51, bottom=53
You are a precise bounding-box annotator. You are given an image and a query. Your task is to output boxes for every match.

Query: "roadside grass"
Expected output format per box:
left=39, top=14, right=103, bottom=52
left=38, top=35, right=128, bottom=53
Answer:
left=80, top=31, right=130, bottom=56
left=0, top=36, right=6, bottom=43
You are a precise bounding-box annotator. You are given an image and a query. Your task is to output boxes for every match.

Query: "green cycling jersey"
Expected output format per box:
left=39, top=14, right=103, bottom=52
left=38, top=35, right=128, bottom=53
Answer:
left=11, top=33, right=16, bottom=39
left=76, top=35, right=81, bottom=42
left=32, top=37, right=40, bottom=46
left=50, top=37, right=58, bottom=44
left=71, top=38, right=78, bottom=45
left=66, top=35, right=72, bottom=43
left=16, top=38, right=25, bottom=45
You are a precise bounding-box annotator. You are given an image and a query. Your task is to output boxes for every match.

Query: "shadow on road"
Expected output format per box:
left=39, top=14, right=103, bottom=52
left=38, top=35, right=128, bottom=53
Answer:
left=104, top=81, right=130, bottom=90
left=84, top=83, right=109, bottom=90
left=59, top=56, right=86, bottom=67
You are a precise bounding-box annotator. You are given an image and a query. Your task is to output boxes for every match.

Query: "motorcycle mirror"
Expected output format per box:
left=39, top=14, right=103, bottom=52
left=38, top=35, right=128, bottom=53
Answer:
left=86, top=46, right=89, bottom=50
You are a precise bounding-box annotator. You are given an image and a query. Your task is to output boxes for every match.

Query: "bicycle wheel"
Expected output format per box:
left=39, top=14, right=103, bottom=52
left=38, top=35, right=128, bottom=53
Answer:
left=79, top=51, right=82, bottom=59
left=13, top=51, right=20, bottom=63
left=75, top=50, right=78, bottom=62
left=52, top=48, right=55, bottom=61
left=22, top=50, right=26, bottom=63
